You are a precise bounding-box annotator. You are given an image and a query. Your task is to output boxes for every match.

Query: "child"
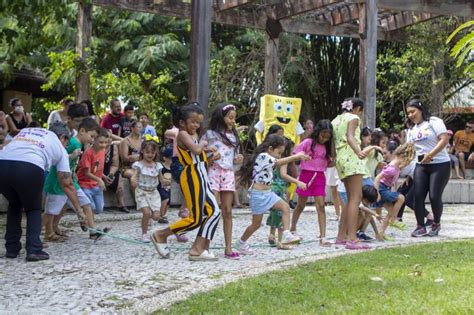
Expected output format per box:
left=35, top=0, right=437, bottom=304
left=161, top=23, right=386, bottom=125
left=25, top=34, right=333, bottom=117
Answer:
left=235, top=134, right=310, bottom=255
left=119, top=103, right=135, bottom=138
left=131, top=139, right=163, bottom=242
left=103, top=137, right=129, bottom=213
left=77, top=128, right=110, bottom=215
left=332, top=98, right=373, bottom=250
left=157, top=147, right=173, bottom=223
left=43, top=117, right=107, bottom=241
left=202, top=103, right=244, bottom=259
left=266, top=137, right=306, bottom=249
left=151, top=103, right=221, bottom=260
left=290, top=119, right=334, bottom=247
left=374, top=142, right=416, bottom=240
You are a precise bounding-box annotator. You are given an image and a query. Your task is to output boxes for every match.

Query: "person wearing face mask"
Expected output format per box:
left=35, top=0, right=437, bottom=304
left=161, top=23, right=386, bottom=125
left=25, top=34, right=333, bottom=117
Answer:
left=6, top=98, right=32, bottom=136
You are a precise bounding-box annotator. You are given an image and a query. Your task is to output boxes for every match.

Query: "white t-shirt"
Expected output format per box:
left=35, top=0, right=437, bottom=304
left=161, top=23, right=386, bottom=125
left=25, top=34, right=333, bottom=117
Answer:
left=202, top=130, right=239, bottom=170
left=132, top=161, right=162, bottom=190
left=399, top=159, right=416, bottom=178
left=0, top=128, right=70, bottom=172
left=253, top=153, right=276, bottom=185
left=406, top=117, right=450, bottom=164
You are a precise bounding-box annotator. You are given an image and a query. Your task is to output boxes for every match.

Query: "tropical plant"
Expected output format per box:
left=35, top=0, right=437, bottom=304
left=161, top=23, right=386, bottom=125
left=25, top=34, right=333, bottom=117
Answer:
left=447, top=20, right=474, bottom=77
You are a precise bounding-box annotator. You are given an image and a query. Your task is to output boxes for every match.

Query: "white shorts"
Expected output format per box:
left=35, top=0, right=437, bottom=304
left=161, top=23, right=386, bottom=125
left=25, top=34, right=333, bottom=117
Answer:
left=45, top=189, right=91, bottom=215
left=135, top=187, right=161, bottom=212
left=324, top=167, right=339, bottom=187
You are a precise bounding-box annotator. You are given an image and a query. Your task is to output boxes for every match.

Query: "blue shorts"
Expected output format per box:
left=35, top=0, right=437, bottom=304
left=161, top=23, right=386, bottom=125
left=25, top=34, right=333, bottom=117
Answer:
left=373, top=183, right=400, bottom=208
left=249, top=189, right=282, bottom=215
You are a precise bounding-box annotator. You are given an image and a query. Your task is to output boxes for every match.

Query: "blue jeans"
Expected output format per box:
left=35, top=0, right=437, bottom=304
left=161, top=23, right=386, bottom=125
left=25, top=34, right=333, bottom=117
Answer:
left=83, top=186, right=104, bottom=214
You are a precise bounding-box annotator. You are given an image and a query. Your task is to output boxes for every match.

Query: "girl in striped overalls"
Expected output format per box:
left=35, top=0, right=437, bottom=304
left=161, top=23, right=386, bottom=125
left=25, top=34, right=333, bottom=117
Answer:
left=151, top=103, right=221, bottom=261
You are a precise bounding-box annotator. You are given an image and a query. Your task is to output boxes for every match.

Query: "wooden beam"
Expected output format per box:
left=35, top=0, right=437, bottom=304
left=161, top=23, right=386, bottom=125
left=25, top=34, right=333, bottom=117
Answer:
left=274, top=0, right=341, bottom=20
left=91, top=0, right=398, bottom=40
left=75, top=1, right=92, bottom=102
left=359, top=0, right=377, bottom=129
left=188, top=0, right=212, bottom=118
left=216, top=0, right=256, bottom=12
left=377, top=0, right=474, bottom=18
left=380, top=12, right=439, bottom=31
left=330, top=4, right=360, bottom=26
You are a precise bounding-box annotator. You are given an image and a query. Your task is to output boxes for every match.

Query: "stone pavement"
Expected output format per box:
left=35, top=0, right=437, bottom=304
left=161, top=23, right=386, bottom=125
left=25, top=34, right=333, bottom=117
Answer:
left=0, top=205, right=473, bottom=313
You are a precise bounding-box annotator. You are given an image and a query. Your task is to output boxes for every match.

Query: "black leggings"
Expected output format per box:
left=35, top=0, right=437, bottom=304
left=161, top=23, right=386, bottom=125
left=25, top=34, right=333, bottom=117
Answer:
left=412, top=162, right=450, bottom=226
left=397, top=178, right=428, bottom=219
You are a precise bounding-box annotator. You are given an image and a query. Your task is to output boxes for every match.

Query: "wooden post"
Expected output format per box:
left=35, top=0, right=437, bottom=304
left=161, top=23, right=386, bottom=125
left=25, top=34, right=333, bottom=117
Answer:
left=75, top=1, right=92, bottom=102
left=188, top=0, right=212, bottom=119
left=358, top=0, right=377, bottom=129
left=264, top=17, right=282, bottom=94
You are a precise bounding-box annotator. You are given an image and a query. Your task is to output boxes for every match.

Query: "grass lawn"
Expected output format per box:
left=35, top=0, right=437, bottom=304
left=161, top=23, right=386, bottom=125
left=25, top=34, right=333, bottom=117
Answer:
left=157, top=240, right=474, bottom=314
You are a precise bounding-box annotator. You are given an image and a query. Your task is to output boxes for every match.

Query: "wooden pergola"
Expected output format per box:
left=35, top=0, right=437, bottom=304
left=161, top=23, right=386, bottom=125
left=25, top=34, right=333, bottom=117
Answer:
left=76, top=0, right=474, bottom=128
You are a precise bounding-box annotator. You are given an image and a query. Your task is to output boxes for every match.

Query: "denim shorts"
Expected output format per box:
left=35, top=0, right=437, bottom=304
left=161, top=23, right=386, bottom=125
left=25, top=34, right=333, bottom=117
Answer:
left=373, top=183, right=400, bottom=208
left=249, top=189, right=282, bottom=215
left=82, top=186, right=105, bottom=214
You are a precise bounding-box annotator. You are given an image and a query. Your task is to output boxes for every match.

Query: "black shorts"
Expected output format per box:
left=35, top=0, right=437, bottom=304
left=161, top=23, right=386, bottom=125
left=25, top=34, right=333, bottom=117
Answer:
left=158, top=186, right=170, bottom=203
left=106, top=170, right=121, bottom=193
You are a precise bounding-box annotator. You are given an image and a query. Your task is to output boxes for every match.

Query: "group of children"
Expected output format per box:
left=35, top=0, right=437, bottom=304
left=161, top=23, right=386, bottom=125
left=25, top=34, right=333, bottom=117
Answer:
left=38, top=97, right=421, bottom=260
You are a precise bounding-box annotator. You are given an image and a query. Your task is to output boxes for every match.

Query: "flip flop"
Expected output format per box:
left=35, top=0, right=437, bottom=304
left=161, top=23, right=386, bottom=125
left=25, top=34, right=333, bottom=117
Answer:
left=188, top=250, right=218, bottom=261
left=150, top=233, right=170, bottom=259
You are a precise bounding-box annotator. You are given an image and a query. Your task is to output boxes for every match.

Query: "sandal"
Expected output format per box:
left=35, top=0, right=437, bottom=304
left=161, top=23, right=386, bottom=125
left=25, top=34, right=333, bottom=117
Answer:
left=277, top=243, right=293, bottom=250
left=345, top=240, right=370, bottom=250
left=54, top=229, right=68, bottom=237
left=224, top=251, right=240, bottom=260
left=89, top=227, right=111, bottom=242
left=319, top=238, right=332, bottom=247
left=268, top=234, right=276, bottom=247
left=189, top=250, right=218, bottom=261
left=45, top=233, right=67, bottom=242
left=150, top=233, right=170, bottom=258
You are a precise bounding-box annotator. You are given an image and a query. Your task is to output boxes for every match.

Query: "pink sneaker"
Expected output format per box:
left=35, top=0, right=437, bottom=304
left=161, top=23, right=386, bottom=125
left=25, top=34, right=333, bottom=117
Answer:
left=345, top=240, right=370, bottom=250
left=224, top=251, right=240, bottom=260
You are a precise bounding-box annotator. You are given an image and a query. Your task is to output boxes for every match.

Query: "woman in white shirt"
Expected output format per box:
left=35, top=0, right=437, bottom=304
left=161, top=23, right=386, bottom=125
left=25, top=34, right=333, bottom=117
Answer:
left=405, top=99, right=450, bottom=238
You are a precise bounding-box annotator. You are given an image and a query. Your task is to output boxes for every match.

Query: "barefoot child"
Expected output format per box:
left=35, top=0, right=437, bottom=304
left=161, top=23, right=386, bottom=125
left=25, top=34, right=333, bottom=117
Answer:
left=235, top=134, right=310, bottom=255
left=151, top=103, right=221, bottom=260
left=202, top=103, right=243, bottom=260
left=290, top=119, right=334, bottom=247
left=374, top=142, right=416, bottom=240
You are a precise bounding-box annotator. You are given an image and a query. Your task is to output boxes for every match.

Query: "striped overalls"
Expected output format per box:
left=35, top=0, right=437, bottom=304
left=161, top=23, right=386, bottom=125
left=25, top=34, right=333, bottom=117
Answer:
left=169, top=140, right=221, bottom=240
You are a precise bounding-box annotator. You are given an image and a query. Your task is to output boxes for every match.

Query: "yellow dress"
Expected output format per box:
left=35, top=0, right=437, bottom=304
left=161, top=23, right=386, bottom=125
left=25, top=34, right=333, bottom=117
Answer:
left=331, top=113, right=368, bottom=180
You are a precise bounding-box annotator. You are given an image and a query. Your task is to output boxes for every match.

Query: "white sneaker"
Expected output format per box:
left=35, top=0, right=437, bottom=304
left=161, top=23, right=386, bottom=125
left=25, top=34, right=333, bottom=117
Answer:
left=235, top=240, right=254, bottom=255
left=142, top=234, right=151, bottom=243
left=281, top=232, right=301, bottom=245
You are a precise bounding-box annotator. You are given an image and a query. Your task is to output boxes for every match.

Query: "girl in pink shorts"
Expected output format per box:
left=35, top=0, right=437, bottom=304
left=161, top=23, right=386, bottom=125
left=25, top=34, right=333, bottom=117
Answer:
left=202, top=103, right=243, bottom=259
left=290, top=119, right=334, bottom=246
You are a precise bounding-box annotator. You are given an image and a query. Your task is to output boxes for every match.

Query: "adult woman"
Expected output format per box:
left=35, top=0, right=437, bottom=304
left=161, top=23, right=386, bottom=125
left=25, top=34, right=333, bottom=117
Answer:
left=6, top=98, right=32, bottom=136
left=405, top=99, right=450, bottom=237
left=80, top=99, right=101, bottom=124
left=119, top=121, right=143, bottom=189
left=0, top=122, right=84, bottom=261
left=332, top=97, right=372, bottom=250
left=47, top=98, right=74, bottom=128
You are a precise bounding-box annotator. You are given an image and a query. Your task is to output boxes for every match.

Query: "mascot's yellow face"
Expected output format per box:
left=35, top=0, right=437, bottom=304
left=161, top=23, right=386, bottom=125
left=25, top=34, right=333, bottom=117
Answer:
left=259, top=95, right=302, bottom=143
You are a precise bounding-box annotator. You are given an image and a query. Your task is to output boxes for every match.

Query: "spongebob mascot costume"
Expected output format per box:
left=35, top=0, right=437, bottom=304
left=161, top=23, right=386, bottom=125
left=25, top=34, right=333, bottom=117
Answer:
left=254, top=95, right=304, bottom=203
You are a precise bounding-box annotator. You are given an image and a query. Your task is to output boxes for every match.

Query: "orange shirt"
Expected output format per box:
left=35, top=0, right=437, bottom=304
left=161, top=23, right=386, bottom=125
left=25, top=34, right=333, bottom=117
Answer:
left=453, top=130, right=474, bottom=153
left=77, top=147, right=105, bottom=189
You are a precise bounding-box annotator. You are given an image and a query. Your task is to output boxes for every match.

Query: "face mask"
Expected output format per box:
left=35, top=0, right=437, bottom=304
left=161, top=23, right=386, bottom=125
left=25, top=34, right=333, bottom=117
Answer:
left=14, top=106, right=24, bottom=113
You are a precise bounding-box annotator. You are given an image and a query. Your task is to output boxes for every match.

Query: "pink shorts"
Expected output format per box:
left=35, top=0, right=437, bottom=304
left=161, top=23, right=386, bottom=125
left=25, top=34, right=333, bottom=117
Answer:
left=208, top=163, right=235, bottom=192
left=296, top=170, right=326, bottom=197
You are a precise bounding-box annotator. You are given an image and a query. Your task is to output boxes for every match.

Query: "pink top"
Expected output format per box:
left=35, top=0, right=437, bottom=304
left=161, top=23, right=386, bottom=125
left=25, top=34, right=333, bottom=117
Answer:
left=293, top=138, right=328, bottom=172
left=379, top=163, right=400, bottom=187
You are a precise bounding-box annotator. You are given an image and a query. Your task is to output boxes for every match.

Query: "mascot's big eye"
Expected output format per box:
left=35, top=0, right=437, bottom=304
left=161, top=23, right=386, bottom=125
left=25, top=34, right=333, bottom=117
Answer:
left=285, top=104, right=293, bottom=113
left=274, top=102, right=283, bottom=112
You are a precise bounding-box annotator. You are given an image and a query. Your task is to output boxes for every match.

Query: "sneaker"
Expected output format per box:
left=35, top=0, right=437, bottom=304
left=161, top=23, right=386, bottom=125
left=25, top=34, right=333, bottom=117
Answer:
left=5, top=252, right=19, bottom=258
left=389, top=220, right=407, bottom=231
left=175, top=234, right=189, bottom=242
left=345, top=240, right=370, bottom=250
left=224, top=251, right=241, bottom=260
left=427, top=223, right=441, bottom=237
left=411, top=225, right=428, bottom=237
left=425, top=219, right=434, bottom=227
left=357, top=232, right=374, bottom=242
left=141, top=234, right=151, bottom=243
left=289, top=200, right=297, bottom=209
left=290, top=231, right=303, bottom=241
left=235, top=240, right=254, bottom=255
left=281, top=232, right=301, bottom=245
left=26, top=250, right=50, bottom=262
left=158, top=216, right=169, bottom=224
